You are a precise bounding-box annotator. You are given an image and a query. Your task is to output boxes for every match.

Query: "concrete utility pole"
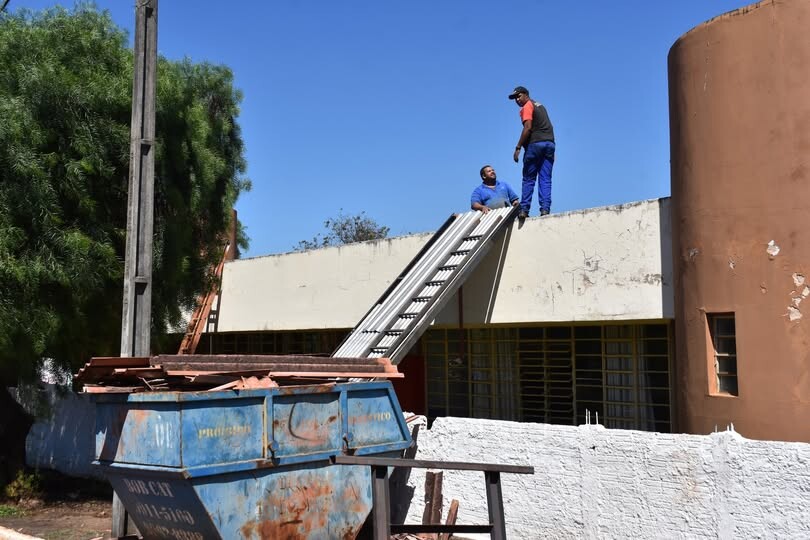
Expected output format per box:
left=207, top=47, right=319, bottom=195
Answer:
left=113, top=0, right=158, bottom=536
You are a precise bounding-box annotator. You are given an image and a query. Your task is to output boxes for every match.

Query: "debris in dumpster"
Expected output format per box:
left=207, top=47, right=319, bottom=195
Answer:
left=208, top=375, right=279, bottom=391
left=75, top=354, right=402, bottom=392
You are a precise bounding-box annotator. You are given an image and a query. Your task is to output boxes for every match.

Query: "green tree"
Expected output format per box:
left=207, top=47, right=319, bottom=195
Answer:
left=294, top=210, right=390, bottom=251
left=0, top=5, right=251, bottom=386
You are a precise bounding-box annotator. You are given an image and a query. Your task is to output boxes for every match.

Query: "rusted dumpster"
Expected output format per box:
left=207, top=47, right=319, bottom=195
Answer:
left=82, top=356, right=411, bottom=539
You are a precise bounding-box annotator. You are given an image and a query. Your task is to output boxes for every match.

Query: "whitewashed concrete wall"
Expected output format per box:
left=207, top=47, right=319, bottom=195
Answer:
left=437, top=198, right=673, bottom=325
left=404, top=418, right=810, bottom=539
left=217, top=198, right=673, bottom=331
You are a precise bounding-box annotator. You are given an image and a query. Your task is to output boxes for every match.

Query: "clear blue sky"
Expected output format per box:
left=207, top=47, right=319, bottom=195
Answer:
left=16, top=0, right=754, bottom=256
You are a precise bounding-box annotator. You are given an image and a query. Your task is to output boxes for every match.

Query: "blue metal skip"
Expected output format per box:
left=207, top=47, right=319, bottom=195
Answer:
left=92, top=381, right=411, bottom=539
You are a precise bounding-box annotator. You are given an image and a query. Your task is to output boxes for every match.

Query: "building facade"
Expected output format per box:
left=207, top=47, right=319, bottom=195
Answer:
left=197, top=0, right=810, bottom=443
left=202, top=199, right=676, bottom=433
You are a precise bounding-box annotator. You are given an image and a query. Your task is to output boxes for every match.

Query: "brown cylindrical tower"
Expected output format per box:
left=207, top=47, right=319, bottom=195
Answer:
left=669, top=0, right=810, bottom=442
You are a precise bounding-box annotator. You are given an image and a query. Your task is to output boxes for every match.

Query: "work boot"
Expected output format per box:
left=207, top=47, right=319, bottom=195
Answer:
left=518, top=211, right=528, bottom=220
left=540, top=209, right=550, bottom=216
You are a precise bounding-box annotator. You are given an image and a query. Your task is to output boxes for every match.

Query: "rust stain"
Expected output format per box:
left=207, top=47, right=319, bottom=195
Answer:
left=128, top=408, right=150, bottom=427
left=240, top=479, right=340, bottom=539
left=285, top=405, right=331, bottom=446
left=339, top=481, right=367, bottom=516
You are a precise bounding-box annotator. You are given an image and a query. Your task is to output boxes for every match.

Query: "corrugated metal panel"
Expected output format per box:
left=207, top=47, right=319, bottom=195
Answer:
left=333, top=206, right=519, bottom=363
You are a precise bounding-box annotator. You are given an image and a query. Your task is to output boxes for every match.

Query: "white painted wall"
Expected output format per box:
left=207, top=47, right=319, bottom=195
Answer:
left=403, top=417, right=810, bottom=539
left=217, top=233, right=433, bottom=331
left=438, top=198, right=673, bottom=325
left=216, top=199, right=673, bottom=332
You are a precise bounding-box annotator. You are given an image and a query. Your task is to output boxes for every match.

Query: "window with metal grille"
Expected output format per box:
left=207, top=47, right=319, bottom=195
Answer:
left=204, top=330, right=348, bottom=355
left=424, top=323, right=672, bottom=432
left=708, top=314, right=738, bottom=396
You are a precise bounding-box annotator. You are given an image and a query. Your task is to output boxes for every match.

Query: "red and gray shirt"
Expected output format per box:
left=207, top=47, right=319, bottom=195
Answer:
left=520, top=100, right=555, bottom=145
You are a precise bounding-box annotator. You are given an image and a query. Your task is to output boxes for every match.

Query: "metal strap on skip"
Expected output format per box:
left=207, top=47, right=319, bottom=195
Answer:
left=332, top=206, right=519, bottom=364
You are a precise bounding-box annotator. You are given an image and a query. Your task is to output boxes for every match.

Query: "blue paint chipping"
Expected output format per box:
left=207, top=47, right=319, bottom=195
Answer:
left=91, top=381, right=411, bottom=539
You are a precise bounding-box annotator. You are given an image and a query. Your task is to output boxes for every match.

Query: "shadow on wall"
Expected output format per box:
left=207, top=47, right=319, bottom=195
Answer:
left=22, top=384, right=100, bottom=479
left=462, top=223, right=514, bottom=324
left=659, top=198, right=675, bottom=318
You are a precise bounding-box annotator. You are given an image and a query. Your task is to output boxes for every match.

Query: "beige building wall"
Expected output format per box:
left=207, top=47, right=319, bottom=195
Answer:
left=216, top=198, right=673, bottom=332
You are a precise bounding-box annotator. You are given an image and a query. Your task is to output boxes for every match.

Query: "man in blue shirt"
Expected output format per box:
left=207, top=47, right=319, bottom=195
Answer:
left=471, top=165, right=520, bottom=214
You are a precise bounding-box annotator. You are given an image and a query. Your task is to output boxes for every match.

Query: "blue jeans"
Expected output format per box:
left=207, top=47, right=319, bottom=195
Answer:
left=521, top=141, right=555, bottom=214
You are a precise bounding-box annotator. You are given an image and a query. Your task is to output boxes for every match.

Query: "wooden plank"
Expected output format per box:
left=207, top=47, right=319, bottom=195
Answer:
left=87, top=357, right=151, bottom=367
left=83, top=386, right=144, bottom=394
left=153, top=354, right=394, bottom=366
left=164, top=370, right=403, bottom=379
left=431, top=472, right=443, bottom=529
left=268, top=371, right=401, bottom=378
left=438, top=499, right=459, bottom=540
left=206, top=380, right=239, bottom=392
left=178, top=374, right=237, bottom=385
left=332, top=455, right=534, bottom=474
left=421, top=471, right=442, bottom=538
left=421, top=472, right=435, bottom=528
left=157, top=362, right=388, bottom=373
left=113, top=368, right=166, bottom=377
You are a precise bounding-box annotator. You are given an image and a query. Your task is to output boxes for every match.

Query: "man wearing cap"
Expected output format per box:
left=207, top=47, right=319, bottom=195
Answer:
left=508, top=85, right=555, bottom=218
left=471, top=165, right=519, bottom=214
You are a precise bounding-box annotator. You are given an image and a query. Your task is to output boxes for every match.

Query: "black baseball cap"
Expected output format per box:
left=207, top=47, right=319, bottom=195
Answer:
left=508, top=86, right=529, bottom=100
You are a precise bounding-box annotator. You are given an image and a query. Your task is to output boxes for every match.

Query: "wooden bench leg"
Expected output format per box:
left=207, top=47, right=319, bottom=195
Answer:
left=485, top=471, right=506, bottom=540
left=371, top=465, right=391, bottom=540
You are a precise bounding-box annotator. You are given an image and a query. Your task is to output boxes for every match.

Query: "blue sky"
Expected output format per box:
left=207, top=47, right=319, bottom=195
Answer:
left=16, top=0, right=755, bottom=256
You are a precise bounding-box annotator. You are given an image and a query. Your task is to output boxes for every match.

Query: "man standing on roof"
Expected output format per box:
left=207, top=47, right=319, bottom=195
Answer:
left=509, top=85, right=555, bottom=218
left=471, top=165, right=519, bottom=214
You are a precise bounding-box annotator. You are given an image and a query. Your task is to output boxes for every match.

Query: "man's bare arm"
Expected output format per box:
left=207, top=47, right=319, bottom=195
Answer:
left=513, top=119, right=532, bottom=162
left=472, top=202, right=490, bottom=213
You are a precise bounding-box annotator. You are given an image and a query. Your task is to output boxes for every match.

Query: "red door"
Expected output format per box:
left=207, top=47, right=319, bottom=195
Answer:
left=391, top=354, right=426, bottom=415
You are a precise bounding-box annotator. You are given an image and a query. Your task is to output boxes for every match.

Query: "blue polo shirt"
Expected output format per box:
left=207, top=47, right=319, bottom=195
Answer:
left=471, top=181, right=518, bottom=209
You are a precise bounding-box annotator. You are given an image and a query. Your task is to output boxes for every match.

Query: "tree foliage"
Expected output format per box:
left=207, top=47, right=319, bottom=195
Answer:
left=0, top=5, right=250, bottom=384
left=294, top=211, right=390, bottom=251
